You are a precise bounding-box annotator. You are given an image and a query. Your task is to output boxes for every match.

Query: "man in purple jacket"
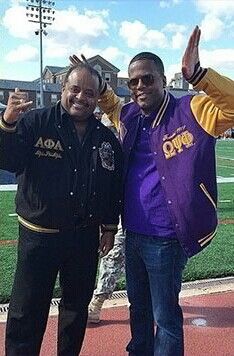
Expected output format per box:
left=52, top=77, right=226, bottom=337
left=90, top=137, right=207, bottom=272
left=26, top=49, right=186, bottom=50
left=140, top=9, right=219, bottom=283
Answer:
left=71, top=26, right=234, bottom=355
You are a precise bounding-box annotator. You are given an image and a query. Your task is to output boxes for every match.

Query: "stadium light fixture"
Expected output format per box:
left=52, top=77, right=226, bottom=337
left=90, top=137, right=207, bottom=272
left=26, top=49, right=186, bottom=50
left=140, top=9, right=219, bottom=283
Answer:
left=26, top=0, right=55, bottom=107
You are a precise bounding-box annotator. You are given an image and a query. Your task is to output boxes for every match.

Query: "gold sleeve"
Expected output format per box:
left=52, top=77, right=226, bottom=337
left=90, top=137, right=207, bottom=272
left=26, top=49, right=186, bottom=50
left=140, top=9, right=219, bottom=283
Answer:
left=190, top=68, right=234, bottom=137
left=0, top=115, right=17, bottom=133
left=98, top=85, right=123, bottom=131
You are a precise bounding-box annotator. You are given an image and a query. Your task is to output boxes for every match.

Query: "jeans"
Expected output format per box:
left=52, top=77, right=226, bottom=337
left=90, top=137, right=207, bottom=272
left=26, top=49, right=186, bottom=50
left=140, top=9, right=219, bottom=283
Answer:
left=5, top=224, right=99, bottom=356
left=125, top=231, right=188, bottom=356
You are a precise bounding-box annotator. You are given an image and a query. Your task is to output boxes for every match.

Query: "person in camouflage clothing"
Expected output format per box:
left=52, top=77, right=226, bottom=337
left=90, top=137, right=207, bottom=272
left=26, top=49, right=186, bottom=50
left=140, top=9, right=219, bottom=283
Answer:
left=88, top=113, right=126, bottom=324
left=88, top=224, right=125, bottom=323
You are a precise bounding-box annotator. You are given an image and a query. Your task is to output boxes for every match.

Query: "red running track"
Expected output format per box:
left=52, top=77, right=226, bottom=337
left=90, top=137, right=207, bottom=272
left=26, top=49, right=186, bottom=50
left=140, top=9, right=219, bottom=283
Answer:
left=0, top=291, right=233, bottom=355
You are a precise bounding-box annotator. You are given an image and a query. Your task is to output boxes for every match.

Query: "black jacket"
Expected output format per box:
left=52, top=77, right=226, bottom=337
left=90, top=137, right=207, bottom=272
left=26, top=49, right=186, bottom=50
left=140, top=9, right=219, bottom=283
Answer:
left=0, top=103, right=123, bottom=231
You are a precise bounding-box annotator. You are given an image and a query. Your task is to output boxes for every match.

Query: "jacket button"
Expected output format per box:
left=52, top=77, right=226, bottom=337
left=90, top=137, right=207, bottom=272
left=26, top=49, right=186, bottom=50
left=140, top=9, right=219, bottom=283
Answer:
left=68, top=146, right=72, bottom=150
left=161, top=176, right=165, bottom=180
left=70, top=192, right=74, bottom=196
left=168, top=200, right=172, bottom=204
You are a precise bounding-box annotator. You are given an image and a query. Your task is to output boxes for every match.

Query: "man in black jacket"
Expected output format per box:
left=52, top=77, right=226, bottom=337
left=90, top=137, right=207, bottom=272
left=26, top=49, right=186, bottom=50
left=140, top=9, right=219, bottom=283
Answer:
left=0, top=63, right=123, bottom=356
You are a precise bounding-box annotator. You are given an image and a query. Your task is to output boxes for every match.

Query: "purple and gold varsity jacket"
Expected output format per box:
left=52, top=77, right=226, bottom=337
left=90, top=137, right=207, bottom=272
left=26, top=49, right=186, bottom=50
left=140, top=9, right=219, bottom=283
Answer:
left=98, top=68, right=234, bottom=257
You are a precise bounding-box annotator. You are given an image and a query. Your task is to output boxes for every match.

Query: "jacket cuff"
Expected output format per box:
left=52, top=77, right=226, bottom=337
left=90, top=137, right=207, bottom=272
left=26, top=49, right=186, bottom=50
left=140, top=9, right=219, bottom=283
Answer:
left=0, top=114, right=17, bottom=133
left=101, top=224, right=118, bottom=234
left=186, top=62, right=207, bottom=87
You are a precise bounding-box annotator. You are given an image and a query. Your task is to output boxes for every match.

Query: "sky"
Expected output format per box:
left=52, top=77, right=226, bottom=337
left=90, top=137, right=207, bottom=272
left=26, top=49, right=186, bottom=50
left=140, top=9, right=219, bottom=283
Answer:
left=1, top=0, right=234, bottom=83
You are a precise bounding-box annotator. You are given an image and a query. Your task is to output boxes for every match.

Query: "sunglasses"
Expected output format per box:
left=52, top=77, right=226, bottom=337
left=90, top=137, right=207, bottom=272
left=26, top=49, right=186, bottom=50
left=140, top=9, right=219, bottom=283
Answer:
left=127, top=74, right=155, bottom=89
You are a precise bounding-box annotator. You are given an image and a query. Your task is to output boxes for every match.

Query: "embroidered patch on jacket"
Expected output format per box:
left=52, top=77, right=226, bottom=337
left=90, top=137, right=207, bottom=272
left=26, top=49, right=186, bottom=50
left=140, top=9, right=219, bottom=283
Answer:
left=99, top=142, right=115, bottom=171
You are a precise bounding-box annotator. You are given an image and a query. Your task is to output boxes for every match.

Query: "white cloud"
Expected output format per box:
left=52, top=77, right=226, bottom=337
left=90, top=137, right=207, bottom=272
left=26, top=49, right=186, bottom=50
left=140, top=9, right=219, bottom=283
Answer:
left=119, top=20, right=187, bottom=50
left=172, top=32, right=186, bottom=49
left=163, top=23, right=186, bottom=33
left=196, top=0, right=234, bottom=16
left=119, top=21, right=147, bottom=48
left=119, top=20, right=168, bottom=49
left=200, top=48, right=234, bottom=70
left=2, top=3, right=110, bottom=61
left=5, top=44, right=38, bottom=63
left=102, top=47, right=126, bottom=63
left=44, top=38, right=70, bottom=59
left=166, top=47, right=234, bottom=83
left=52, top=7, right=108, bottom=39
left=2, top=4, right=35, bottom=39
left=200, top=14, right=225, bottom=41
left=194, top=1, right=234, bottom=43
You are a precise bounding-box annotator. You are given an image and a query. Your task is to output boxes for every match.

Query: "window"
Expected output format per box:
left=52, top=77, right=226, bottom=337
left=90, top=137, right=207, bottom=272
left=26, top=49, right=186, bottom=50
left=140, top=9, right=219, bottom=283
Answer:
left=36, top=93, right=41, bottom=108
left=104, top=73, right=111, bottom=82
left=0, top=91, right=4, bottom=101
left=94, top=64, right=102, bottom=75
left=51, top=94, right=58, bottom=104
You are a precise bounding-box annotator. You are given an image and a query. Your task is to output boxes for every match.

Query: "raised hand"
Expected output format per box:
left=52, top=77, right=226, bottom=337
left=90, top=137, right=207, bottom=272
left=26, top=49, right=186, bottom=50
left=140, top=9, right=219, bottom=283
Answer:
left=182, top=25, right=201, bottom=80
left=69, top=53, right=106, bottom=93
left=98, top=231, right=115, bottom=257
left=3, top=88, right=33, bottom=123
left=69, top=54, right=89, bottom=66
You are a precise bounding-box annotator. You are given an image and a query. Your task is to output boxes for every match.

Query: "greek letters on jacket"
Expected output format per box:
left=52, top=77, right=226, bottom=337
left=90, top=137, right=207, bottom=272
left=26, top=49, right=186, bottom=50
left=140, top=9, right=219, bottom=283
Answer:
left=121, top=94, right=218, bottom=257
left=98, top=68, right=234, bottom=257
left=0, top=103, right=123, bottom=230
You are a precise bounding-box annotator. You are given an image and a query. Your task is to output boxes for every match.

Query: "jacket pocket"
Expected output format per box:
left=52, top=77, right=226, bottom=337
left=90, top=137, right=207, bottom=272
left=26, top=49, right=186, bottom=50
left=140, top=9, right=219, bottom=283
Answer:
left=199, top=183, right=217, bottom=210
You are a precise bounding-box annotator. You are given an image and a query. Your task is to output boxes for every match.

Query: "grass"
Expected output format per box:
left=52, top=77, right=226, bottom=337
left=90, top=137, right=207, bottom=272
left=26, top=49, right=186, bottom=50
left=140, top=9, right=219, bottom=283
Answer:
left=182, top=224, right=234, bottom=282
left=0, top=191, right=18, bottom=241
left=0, top=140, right=233, bottom=302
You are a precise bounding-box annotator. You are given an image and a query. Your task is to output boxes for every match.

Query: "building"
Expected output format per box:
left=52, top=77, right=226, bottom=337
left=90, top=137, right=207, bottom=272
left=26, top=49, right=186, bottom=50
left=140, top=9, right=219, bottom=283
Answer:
left=0, top=79, right=61, bottom=109
left=168, top=72, right=189, bottom=90
left=42, top=55, right=131, bottom=103
left=1, top=57, right=199, bottom=111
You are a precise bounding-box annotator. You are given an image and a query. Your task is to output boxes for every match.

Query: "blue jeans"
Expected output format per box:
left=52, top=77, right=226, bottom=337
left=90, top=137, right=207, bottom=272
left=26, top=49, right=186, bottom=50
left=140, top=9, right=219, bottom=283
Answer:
left=125, top=231, right=188, bottom=356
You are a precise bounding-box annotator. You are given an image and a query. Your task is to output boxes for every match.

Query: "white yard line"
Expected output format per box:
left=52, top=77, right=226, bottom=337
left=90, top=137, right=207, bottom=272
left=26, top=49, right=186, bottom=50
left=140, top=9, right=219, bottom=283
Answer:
left=0, top=184, right=17, bottom=191
left=217, top=157, right=234, bottom=161
left=1, top=177, right=234, bottom=192
left=217, top=165, right=234, bottom=169
left=217, top=177, right=234, bottom=183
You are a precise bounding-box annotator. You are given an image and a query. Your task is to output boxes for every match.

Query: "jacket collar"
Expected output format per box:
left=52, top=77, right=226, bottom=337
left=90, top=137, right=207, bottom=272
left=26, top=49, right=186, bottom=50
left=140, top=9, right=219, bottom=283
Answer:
left=151, top=90, right=170, bottom=128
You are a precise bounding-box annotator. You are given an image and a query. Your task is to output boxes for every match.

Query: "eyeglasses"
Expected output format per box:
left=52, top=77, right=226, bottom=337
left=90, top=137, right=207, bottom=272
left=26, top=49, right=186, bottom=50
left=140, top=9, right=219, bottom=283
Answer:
left=127, top=74, right=155, bottom=89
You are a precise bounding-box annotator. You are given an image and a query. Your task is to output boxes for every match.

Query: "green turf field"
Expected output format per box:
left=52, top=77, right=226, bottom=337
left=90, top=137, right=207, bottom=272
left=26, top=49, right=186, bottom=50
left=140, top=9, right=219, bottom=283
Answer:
left=216, top=139, right=234, bottom=177
left=0, top=140, right=233, bottom=302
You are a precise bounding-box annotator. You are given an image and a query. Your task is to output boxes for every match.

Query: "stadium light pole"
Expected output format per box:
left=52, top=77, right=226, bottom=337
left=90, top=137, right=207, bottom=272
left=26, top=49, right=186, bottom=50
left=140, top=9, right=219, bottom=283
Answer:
left=26, top=0, right=55, bottom=107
